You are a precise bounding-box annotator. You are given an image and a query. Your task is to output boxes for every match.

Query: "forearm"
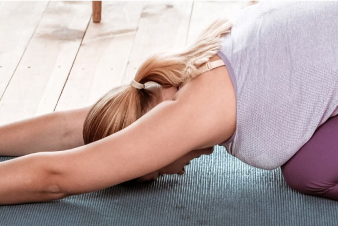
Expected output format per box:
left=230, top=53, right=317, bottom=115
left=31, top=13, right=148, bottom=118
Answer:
left=0, top=110, right=85, bottom=156
left=0, top=152, right=65, bottom=205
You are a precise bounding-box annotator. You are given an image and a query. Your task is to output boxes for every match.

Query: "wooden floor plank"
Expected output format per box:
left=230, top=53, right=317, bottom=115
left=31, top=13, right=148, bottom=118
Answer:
left=187, top=1, right=244, bottom=45
left=0, top=2, right=48, bottom=100
left=55, top=2, right=144, bottom=111
left=122, top=1, right=193, bottom=84
left=0, top=1, right=91, bottom=125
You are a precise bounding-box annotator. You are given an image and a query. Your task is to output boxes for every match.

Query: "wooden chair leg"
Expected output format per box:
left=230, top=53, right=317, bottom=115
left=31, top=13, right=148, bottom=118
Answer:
left=92, top=1, right=102, bottom=23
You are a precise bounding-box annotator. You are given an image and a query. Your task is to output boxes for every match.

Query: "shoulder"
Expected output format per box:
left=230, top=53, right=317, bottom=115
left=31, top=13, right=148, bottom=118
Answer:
left=173, top=55, right=237, bottom=147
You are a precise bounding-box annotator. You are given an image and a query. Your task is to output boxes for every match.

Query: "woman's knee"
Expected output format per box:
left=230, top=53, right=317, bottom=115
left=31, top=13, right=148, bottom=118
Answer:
left=281, top=161, right=312, bottom=194
left=281, top=161, right=338, bottom=197
left=281, top=116, right=338, bottom=199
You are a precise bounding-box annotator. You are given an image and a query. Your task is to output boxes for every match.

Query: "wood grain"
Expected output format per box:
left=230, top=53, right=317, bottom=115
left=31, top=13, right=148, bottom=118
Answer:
left=0, top=1, right=92, bottom=125
left=186, top=1, right=243, bottom=45
left=0, top=2, right=48, bottom=100
left=122, top=1, right=193, bottom=84
left=55, top=2, right=144, bottom=111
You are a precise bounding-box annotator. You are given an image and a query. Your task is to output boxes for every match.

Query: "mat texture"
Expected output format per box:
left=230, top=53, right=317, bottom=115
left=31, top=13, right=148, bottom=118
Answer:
left=0, top=146, right=338, bottom=225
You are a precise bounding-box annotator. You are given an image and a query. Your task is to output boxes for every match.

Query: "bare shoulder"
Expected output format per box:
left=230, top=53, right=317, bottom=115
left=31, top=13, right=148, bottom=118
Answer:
left=174, top=54, right=237, bottom=146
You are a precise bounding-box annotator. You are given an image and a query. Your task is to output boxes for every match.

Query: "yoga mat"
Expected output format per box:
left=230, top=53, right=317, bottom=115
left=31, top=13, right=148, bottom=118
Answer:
left=0, top=146, right=337, bottom=225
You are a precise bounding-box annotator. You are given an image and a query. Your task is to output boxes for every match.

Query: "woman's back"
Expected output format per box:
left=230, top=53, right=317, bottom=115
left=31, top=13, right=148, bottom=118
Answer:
left=218, top=1, right=338, bottom=169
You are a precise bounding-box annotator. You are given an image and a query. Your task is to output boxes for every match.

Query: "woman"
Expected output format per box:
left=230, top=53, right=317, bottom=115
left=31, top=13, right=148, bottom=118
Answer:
left=1, top=1, right=338, bottom=205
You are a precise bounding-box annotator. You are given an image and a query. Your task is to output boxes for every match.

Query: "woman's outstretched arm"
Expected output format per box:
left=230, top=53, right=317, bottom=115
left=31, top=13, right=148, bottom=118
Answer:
left=0, top=105, right=92, bottom=156
left=0, top=65, right=235, bottom=205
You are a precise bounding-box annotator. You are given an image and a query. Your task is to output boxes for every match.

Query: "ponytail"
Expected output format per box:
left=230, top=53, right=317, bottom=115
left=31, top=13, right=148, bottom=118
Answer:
left=135, top=18, right=233, bottom=86
left=83, top=18, right=233, bottom=144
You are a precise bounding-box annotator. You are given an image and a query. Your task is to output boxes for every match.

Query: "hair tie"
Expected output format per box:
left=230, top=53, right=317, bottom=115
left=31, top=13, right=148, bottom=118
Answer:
left=130, top=79, right=145, bottom=89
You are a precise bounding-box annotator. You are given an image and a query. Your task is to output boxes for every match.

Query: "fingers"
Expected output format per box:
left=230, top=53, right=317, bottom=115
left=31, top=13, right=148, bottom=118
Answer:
left=177, top=167, right=185, bottom=175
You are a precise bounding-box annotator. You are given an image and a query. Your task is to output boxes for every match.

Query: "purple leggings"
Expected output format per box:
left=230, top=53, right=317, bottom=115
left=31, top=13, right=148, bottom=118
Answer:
left=281, top=115, right=338, bottom=200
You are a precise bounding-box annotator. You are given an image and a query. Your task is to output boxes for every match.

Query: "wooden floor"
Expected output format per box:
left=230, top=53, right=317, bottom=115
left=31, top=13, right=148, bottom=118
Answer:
left=0, top=1, right=249, bottom=125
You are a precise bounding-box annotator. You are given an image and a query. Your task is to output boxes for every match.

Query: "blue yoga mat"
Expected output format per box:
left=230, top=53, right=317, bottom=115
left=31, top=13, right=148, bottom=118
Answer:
left=0, top=146, right=337, bottom=225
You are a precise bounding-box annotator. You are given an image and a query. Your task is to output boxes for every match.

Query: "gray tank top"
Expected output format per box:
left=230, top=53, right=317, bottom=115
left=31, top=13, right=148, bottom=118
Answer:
left=217, top=1, right=338, bottom=170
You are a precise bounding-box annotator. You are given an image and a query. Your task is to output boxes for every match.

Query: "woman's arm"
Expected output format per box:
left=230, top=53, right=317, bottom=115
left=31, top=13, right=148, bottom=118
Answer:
left=53, top=65, right=234, bottom=194
left=0, top=152, right=65, bottom=204
left=0, top=105, right=92, bottom=156
left=0, top=65, right=235, bottom=204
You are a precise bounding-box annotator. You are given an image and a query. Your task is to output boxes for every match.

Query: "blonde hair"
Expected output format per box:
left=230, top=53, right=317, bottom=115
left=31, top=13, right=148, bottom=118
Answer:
left=83, top=18, right=233, bottom=144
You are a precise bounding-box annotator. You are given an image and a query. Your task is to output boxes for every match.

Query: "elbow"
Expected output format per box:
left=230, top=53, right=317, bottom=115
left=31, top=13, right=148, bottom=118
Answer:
left=39, top=174, right=68, bottom=202
left=35, top=153, right=71, bottom=201
left=44, top=184, right=68, bottom=200
left=37, top=152, right=94, bottom=201
left=0, top=152, right=71, bottom=205
left=41, top=153, right=84, bottom=200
